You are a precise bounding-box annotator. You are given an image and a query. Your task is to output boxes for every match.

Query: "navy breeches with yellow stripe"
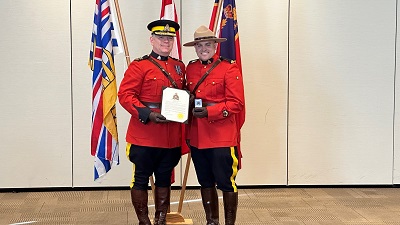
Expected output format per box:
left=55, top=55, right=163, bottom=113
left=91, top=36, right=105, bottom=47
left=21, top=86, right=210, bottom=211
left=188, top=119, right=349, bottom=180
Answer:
left=127, top=143, right=181, bottom=190
left=190, top=146, right=239, bottom=192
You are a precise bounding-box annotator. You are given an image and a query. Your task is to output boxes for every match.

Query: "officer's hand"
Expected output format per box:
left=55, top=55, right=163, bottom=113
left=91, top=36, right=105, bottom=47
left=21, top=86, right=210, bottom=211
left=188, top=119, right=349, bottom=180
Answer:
left=192, top=107, right=208, bottom=118
left=149, top=112, right=168, bottom=123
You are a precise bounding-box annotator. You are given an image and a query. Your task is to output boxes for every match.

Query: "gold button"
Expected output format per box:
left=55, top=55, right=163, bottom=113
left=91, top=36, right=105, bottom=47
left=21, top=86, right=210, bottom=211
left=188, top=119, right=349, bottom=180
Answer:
left=198, top=90, right=200, bottom=93
left=153, top=77, right=156, bottom=80
left=212, top=82, right=215, bottom=85
left=236, top=76, right=239, bottom=79
left=189, top=82, right=192, bottom=84
left=204, top=66, right=206, bottom=68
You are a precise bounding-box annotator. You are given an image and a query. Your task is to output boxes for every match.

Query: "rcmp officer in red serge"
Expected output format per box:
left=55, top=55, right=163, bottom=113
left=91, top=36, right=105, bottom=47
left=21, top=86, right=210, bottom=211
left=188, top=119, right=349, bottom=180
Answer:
left=118, top=19, right=185, bottom=225
left=183, top=25, right=245, bottom=225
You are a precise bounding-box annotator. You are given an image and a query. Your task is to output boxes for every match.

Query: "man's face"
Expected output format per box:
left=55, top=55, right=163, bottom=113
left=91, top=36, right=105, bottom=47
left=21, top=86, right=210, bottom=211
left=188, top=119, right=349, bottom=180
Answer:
left=150, top=34, right=174, bottom=56
left=194, top=41, right=217, bottom=61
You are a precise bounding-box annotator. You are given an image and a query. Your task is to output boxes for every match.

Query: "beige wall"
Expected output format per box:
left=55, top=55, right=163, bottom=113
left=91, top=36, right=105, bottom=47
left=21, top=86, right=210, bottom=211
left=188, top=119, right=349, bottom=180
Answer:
left=1, top=0, right=72, bottom=188
left=0, top=0, right=398, bottom=188
left=289, top=0, right=395, bottom=185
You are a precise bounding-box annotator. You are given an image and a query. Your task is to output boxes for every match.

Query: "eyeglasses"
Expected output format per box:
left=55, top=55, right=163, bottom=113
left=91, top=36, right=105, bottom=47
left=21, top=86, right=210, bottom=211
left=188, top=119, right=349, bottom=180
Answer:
left=153, top=35, right=174, bottom=42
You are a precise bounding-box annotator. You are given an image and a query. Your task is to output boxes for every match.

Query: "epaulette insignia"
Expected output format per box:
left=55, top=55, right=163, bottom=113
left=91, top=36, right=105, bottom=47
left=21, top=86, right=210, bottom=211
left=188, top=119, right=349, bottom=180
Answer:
left=219, top=56, right=235, bottom=64
left=169, top=56, right=183, bottom=63
left=189, top=59, right=199, bottom=64
left=134, top=55, right=149, bottom=61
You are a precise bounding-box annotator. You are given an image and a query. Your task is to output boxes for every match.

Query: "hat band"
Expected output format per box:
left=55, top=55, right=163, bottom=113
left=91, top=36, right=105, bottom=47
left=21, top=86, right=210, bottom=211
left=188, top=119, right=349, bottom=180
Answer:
left=194, top=36, right=217, bottom=41
left=151, top=26, right=175, bottom=33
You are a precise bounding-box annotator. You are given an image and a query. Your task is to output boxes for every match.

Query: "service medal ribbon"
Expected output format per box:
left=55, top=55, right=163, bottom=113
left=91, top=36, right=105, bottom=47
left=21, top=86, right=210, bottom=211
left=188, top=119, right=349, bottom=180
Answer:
left=175, top=65, right=183, bottom=76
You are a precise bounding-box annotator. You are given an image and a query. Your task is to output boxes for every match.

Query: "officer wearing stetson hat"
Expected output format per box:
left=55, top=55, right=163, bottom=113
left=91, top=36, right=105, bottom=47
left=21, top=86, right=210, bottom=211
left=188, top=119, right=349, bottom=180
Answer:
left=184, top=25, right=245, bottom=225
left=183, top=25, right=226, bottom=46
left=118, top=19, right=185, bottom=225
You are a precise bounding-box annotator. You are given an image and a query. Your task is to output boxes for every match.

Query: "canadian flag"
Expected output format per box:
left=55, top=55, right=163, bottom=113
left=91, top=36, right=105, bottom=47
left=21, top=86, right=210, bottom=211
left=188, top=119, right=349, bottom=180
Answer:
left=160, top=0, right=182, bottom=60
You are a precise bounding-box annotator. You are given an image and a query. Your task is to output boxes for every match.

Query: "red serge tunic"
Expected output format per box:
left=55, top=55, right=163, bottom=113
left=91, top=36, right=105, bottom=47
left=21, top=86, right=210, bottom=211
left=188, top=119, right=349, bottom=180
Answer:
left=118, top=55, right=186, bottom=148
left=185, top=55, right=245, bottom=149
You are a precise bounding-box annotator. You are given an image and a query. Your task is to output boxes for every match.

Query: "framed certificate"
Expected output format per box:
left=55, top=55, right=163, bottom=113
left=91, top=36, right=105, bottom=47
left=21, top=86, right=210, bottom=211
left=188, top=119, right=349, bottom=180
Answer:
left=161, top=87, right=190, bottom=123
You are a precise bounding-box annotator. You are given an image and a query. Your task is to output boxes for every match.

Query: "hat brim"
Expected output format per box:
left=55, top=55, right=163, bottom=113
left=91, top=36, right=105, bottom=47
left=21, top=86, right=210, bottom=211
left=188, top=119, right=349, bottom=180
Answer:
left=153, top=31, right=176, bottom=37
left=183, top=37, right=227, bottom=47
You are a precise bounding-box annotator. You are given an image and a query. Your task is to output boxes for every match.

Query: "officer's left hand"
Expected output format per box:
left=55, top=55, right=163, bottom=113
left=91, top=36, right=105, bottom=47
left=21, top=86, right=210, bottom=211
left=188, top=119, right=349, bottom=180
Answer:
left=149, top=112, right=168, bottom=123
left=192, top=107, right=208, bottom=118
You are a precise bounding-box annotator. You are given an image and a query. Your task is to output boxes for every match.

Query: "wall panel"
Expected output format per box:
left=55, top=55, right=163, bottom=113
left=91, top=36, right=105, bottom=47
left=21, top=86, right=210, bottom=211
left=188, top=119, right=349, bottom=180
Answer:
left=394, top=0, right=400, bottom=184
left=288, top=0, right=395, bottom=185
left=0, top=0, right=72, bottom=188
left=235, top=0, right=289, bottom=185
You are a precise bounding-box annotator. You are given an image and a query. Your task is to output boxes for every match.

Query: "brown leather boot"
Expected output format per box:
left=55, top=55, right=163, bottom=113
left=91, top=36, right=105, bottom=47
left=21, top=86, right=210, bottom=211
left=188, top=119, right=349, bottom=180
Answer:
left=153, top=186, right=171, bottom=225
left=201, top=187, right=220, bottom=225
left=130, top=189, right=151, bottom=225
left=223, top=191, right=238, bottom=225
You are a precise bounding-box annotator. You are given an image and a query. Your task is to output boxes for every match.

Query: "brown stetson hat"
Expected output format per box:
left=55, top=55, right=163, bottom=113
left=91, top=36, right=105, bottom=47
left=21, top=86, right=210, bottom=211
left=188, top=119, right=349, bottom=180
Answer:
left=183, top=25, right=227, bottom=46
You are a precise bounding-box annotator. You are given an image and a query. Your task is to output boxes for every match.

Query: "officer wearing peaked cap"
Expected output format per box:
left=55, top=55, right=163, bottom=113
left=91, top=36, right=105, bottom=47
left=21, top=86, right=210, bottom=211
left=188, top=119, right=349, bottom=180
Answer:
left=147, top=19, right=180, bottom=37
left=118, top=19, right=185, bottom=225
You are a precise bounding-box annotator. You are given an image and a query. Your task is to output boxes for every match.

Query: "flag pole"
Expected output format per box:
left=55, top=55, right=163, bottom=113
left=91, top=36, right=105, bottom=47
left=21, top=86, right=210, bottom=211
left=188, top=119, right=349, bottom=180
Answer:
left=112, top=0, right=156, bottom=193
left=212, top=0, right=224, bottom=34
left=177, top=153, right=191, bottom=213
left=113, top=0, right=131, bottom=66
left=166, top=153, right=193, bottom=224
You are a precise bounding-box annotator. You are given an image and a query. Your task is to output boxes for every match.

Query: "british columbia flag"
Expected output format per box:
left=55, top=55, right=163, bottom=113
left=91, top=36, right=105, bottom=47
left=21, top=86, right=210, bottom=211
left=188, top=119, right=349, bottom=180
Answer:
left=89, top=0, right=122, bottom=180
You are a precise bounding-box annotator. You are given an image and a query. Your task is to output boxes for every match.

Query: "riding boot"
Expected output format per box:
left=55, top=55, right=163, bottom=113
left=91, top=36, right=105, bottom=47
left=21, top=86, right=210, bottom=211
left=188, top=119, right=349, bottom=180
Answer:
left=130, top=189, right=151, bottom=225
left=201, top=187, right=219, bottom=225
left=223, top=191, right=238, bottom=225
left=153, top=186, right=171, bottom=225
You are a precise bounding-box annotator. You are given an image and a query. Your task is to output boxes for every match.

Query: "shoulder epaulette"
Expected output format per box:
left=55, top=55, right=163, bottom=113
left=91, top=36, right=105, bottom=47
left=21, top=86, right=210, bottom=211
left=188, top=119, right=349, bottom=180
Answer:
left=219, top=56, right=235, bottom=64
left=134, top=55, right=149, bottom=61
left=168, top=56, right=183, bottom=63
left=189, top=59, right=199, bottom=64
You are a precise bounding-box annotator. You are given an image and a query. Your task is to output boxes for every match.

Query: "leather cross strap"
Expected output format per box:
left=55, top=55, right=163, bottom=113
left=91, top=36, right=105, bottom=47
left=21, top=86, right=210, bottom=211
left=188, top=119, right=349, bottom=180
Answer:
left=147, top=56, right=179, bottom=89
left=192, top=58, right=222, bottom=96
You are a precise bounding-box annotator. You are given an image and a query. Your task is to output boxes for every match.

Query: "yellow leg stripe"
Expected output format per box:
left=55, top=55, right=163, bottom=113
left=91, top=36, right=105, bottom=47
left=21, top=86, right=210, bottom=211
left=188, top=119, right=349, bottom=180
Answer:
left=230, top=146, right=239, bottom=192
left=125, top=143, right=131, bottom=159
left=126, top=143, right=135, bottom=188
left=130, top=163, right=136, bottom=189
